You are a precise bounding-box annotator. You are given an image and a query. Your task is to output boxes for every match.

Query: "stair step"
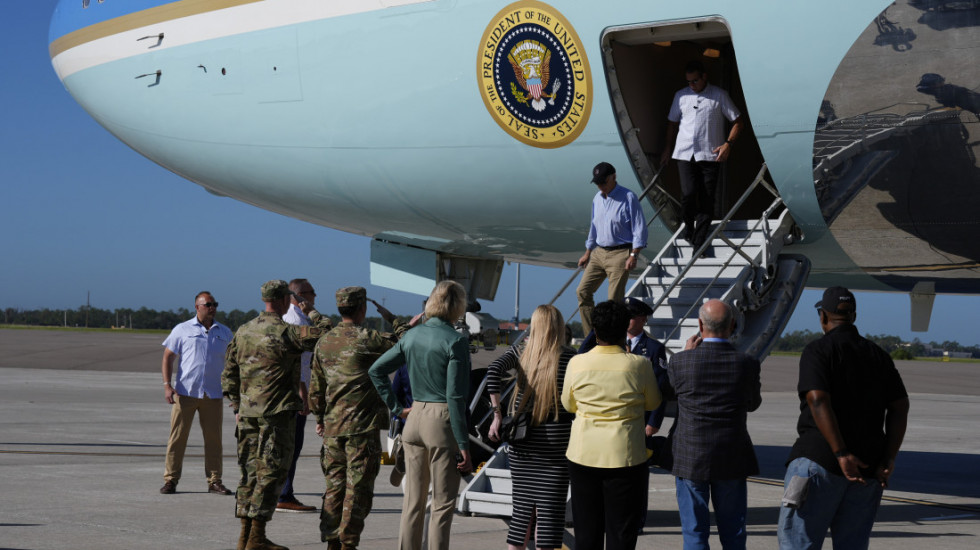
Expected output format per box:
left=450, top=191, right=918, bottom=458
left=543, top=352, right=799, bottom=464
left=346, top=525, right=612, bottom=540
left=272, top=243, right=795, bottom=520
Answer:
left=658, top=256, right=754, bottom=268
left=644, top=277, right=741, bottom=288
left=482, top=467, right=511, bottom=479
left=463, top=491, right=512, bottom=504
left=657, top=264, right=749, bottom=279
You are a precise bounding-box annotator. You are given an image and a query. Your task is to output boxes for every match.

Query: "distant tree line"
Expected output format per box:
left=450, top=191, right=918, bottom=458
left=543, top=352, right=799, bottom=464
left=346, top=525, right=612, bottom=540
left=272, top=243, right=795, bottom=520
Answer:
left=1, top=305, right=417, bottom=333
left=772, top=329, right=980, bottom=359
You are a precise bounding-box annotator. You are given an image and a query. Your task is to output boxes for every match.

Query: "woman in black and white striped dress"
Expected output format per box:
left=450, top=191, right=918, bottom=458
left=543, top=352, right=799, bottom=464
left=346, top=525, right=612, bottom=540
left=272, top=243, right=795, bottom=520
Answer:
left=487, top=304, right=576, bottom=550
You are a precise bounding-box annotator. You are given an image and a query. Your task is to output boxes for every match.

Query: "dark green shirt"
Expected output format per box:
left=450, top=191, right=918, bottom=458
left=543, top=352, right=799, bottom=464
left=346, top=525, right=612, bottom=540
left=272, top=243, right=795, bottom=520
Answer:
left=370, top=317, right=471, bottom=450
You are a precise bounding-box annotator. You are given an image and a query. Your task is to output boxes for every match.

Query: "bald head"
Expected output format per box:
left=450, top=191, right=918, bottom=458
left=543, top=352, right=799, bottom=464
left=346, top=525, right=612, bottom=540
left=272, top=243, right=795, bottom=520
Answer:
left=698, top=299, right=735, bottom=339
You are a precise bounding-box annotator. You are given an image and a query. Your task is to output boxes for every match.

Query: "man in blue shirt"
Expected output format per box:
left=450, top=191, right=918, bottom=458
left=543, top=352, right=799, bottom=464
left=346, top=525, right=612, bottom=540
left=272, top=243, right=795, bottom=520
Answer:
left=160, top=291, right=234, bottom=495
left=576, top=162, right=648, bottom=335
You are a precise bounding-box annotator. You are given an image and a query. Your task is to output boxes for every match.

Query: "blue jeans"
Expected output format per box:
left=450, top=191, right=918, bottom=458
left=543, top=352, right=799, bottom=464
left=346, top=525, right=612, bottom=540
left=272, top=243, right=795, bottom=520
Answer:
left=675, top=477, right=747, bottom=550
left=777, top=457, right=883, bottom=550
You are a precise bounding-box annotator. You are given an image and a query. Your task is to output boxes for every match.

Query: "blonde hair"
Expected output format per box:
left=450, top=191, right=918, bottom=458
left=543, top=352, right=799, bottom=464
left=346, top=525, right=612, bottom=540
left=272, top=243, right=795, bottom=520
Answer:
left=510, top=305, right=565, bottom=425
left=424, top=281, right=467, bottom=322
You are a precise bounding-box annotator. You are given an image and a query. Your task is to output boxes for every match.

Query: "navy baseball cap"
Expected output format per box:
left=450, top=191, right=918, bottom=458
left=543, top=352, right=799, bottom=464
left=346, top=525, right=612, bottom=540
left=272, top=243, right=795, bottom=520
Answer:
left=624, top=297, right=653, bottom=317
left=815, top=286, right=856, bottom=314
left=591, top=162, right=616, bottom=184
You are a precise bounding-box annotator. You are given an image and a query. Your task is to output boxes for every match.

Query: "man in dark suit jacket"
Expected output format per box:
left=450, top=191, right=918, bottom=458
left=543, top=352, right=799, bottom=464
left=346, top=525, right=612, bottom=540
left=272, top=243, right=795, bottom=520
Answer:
left=668, top=299, right=761, bottom=550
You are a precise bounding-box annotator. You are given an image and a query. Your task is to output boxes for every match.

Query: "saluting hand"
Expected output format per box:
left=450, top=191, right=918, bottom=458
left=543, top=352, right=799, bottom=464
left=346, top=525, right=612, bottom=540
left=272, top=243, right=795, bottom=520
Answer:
left=371, top=299, right=395, bottom=323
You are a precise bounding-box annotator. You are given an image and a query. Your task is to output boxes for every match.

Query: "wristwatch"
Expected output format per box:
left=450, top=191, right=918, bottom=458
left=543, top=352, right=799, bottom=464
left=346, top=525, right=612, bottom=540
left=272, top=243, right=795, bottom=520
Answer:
left=629, top=252, right=636, bottom=258
left=834, top=449, right=849, bottom=458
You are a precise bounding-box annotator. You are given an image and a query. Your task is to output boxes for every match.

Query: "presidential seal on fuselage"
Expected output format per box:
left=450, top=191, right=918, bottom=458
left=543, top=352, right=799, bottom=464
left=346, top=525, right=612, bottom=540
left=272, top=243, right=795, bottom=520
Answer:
left=477, top=1, right=592, bottom=148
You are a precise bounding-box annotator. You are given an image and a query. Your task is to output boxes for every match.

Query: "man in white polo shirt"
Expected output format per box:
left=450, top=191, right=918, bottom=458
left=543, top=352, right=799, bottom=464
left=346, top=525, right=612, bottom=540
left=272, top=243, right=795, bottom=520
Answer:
left=661, top=60, right=744, bottom=250
left=160, top=291, right=234, bottom=495
left=276, top=278, right=319, bottom=513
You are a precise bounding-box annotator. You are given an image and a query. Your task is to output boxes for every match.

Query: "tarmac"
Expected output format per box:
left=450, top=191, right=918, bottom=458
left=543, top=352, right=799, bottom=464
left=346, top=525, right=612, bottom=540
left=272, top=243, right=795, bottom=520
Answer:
left=1, top=327, right=979, bottom=549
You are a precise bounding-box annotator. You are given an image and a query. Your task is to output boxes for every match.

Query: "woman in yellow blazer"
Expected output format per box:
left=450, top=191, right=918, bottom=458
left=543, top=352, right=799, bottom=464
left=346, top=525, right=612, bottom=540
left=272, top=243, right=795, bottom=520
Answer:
left=561, top=300, right=661, bottom=550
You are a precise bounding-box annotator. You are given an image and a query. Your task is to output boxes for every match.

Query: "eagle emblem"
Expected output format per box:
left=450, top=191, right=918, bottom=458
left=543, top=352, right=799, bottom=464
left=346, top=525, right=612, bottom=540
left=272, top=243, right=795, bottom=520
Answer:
left=507, top=40, right=561, bottom=112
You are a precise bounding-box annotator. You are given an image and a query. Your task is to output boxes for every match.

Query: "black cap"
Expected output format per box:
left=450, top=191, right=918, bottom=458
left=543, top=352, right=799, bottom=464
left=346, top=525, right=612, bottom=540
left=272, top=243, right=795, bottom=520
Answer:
left=815, top=286, right=856, bottom=314
left=624, top=297, right=653, bottom=317
left=591, top=162, right=615, bottom=184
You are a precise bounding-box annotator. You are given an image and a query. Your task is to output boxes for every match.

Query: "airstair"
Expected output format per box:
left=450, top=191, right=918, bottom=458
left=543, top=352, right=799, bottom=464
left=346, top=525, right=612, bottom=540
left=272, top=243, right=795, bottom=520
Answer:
left=459, top=164, right=810, bottom=518
left=627, top=164, right=810, bottom=359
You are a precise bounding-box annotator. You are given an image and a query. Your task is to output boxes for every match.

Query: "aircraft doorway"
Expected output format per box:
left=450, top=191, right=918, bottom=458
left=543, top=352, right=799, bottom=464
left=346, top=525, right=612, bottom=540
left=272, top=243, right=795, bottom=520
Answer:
left=601, top=18, right=770, bottom=229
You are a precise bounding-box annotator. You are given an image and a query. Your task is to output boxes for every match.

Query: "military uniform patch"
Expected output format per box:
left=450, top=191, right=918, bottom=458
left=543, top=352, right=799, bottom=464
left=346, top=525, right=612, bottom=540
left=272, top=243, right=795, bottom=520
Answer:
left=478, top=1, right=592, bottom=148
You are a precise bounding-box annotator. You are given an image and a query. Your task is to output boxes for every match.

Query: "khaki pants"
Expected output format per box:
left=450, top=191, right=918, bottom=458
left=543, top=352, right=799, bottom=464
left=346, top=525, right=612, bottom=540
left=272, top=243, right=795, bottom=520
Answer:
left=399, top=402, right=461, bottom=550
left=576, top=247, right=632, bottom=335
left=164, top=394, right=224, bottom=483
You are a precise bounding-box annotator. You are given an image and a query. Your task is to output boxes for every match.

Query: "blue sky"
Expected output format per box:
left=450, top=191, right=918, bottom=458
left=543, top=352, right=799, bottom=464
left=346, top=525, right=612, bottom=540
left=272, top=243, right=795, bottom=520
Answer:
left=3, top=2, right=979, bottom=346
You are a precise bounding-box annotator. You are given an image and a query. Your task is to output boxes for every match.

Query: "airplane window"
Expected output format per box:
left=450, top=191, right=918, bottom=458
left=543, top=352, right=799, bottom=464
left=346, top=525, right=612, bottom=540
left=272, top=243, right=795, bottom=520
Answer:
left=83, top=0, right=89, bottom=8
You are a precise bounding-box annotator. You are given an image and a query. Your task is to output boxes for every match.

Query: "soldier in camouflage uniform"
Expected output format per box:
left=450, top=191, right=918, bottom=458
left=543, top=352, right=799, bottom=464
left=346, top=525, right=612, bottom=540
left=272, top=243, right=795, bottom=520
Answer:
left=222, top=279, right=333, bottom=550
left=310, top=286, right=421, bottom=550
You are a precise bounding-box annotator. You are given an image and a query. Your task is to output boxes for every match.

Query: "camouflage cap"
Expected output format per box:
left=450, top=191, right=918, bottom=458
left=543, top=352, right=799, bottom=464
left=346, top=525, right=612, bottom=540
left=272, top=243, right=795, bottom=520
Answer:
left=336, top=286, right=367, bottom=308
left=261, top=279, right=290, bottom=301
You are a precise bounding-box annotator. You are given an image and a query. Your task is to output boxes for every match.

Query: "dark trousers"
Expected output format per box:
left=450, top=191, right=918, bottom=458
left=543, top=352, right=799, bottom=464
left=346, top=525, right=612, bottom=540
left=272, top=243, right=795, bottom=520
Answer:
left=568, top=461, right=648, bottom=550
left=677, top=159, right=722, bottom=233
left=278, top=412, right=306, bottom=501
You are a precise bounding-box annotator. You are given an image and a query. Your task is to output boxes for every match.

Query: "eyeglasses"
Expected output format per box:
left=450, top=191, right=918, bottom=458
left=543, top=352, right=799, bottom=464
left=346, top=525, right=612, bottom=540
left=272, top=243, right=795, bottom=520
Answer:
left=687, top=77, right=702, bottom=84
left=198, top=302, right=219, bottom=308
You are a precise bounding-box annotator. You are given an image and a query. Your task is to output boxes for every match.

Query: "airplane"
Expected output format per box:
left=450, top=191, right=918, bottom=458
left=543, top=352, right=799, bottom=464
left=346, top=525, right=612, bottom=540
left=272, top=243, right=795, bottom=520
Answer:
left=49, top=0, right=980, bottom=348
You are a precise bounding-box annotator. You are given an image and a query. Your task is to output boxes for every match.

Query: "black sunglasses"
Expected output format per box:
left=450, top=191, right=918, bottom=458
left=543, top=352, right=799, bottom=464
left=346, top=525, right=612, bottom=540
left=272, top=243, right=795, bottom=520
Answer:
left=198, top=302, right=219, bottom=308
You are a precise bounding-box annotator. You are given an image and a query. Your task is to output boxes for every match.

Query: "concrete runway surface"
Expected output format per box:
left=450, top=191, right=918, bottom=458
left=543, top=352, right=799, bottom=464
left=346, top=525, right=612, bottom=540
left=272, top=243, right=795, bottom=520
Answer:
left=0, top=328, right=978, bottom=549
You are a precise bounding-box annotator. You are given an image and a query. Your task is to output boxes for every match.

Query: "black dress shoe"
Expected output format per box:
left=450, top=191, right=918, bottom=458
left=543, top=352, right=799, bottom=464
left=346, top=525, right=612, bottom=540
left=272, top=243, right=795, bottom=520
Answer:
left=160, top=480, right=177, bottom=494
left=208, top=481, right=233, bottom=495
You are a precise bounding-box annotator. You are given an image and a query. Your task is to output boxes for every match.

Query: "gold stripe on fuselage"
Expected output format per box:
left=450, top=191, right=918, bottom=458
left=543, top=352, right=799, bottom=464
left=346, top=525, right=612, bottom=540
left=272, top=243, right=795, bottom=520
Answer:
left=49, top=0, right=264, bottom=59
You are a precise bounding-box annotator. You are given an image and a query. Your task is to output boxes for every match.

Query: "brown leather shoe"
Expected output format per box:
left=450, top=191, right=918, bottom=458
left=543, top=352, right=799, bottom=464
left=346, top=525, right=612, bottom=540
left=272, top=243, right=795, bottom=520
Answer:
left=208, top=481, right=233, bottom=495
left=159, top=480, right=177, bottom=494
left=276, top=498, right=316, bottom=513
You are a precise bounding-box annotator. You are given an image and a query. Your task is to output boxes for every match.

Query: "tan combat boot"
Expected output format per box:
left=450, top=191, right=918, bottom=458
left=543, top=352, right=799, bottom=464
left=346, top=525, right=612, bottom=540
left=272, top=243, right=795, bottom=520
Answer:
left=244, top=518, right=288, bottom=550
left=237, top=518, right=251, bottom=550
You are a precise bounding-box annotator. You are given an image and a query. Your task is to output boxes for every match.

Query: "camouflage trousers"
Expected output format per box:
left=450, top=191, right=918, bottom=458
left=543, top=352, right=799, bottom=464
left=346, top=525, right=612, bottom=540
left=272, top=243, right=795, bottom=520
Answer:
left=319, top=431, right=382, bottom=548
left=235, top=411, right=296, bottom=520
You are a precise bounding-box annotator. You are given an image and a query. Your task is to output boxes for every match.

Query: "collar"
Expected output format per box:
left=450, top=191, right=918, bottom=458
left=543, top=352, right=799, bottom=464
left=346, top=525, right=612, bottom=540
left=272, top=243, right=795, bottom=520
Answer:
left=287, top=302, right=309, bottom=321
left=191, top=316, right=214, bottom=331
left=590, top=344, right=627, bottom=354
left=424, top=317, right=451, bottom=328
left=702, top=337, right=727, bottom=343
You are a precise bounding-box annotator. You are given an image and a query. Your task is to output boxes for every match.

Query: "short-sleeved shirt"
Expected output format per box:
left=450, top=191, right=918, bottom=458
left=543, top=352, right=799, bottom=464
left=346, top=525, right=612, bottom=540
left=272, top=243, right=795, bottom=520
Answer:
left=282, top=303, right=312, bottom=385
left=668, top=83, right=741, bottom=162
left=584, top=184, right=648, bottom=250
left=162, top=317, right=233, bottom=399
left=787, top=324, right=908, bottom=477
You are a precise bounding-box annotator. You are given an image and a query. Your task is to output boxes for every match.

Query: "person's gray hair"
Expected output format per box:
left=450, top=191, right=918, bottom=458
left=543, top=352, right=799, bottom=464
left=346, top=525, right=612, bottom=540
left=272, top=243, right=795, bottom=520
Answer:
left=699, top=300, right=733, bottom=334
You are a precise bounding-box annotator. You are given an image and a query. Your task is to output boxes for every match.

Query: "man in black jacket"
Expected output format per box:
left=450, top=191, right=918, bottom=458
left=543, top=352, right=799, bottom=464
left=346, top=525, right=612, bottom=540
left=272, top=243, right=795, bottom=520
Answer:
left=668, top=299, right=761, bottom=550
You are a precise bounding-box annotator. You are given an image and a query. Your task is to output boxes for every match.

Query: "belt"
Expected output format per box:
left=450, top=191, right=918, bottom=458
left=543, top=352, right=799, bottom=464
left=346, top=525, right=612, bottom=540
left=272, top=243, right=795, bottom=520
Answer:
left=598, top=243, right=632, bottom=251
